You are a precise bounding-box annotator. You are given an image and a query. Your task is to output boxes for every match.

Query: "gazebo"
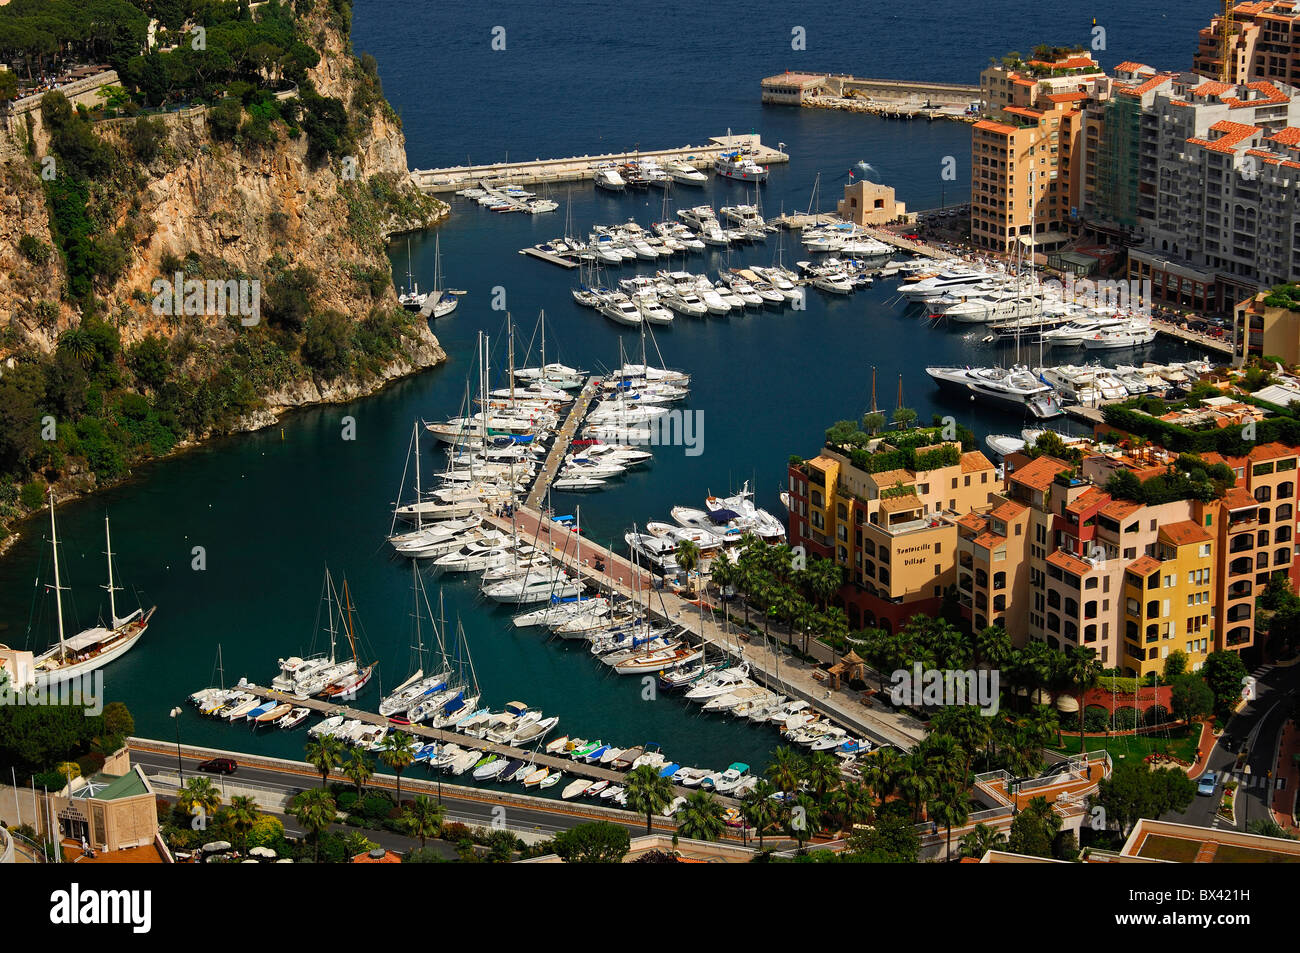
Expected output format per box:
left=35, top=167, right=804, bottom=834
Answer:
left=826, top=649, right=867, bottom=689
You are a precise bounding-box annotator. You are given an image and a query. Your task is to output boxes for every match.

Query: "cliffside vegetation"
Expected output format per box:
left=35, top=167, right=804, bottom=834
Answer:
left=0, top=0, right=446, bottom=539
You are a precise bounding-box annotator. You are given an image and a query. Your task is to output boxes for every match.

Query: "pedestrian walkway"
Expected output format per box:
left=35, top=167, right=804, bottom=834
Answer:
left=1271, top=718, right=1300, bottom=831
left=482, top=505, right=926, bottom=749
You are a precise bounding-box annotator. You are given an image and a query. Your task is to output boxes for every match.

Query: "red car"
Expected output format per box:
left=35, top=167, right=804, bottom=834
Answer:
left=197, top=757, right=237, bottom=775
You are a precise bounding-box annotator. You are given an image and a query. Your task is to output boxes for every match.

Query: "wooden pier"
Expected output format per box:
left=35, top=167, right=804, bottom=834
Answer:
left=519, top=246, right=579, bottom=269
left=237, top=682, right=726, bottom=801
left=525, top=377, right=600, bottom=509
left=411, top=134, right=789, bottom=194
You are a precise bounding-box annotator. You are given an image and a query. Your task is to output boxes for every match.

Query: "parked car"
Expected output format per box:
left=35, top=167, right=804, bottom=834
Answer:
left=197, top=757, right=237, bottom=775
left=1196, top=772, right=1217, bottom=796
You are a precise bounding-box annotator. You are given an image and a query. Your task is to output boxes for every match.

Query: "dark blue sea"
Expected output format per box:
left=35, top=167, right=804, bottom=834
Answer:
left=0, top=0, right=1221, bottom=785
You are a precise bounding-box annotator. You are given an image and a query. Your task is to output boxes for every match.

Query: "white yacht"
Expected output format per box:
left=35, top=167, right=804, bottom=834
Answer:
left=926, top=364, right=1063, bottom=418
left=665, top=160, right=708, bottom=185
left=713, top=150, right=768, bottom=182
left=594, top=166, right=625, bottom=191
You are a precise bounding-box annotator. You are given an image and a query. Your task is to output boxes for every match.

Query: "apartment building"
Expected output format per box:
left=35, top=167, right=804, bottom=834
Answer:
left=1236, top=286, right=1300, bottom=362
left=1086, top=62, right=1300, bottom=312
left=970, top=52, right=1111, bottom=254
left=1195, top=1, right=1300, bottom=87
left=787, top=435, right=999, bottom=632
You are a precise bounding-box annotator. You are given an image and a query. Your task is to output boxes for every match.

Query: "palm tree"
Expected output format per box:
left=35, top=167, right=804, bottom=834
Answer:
left=290, top=788, right=336, bottom=862
left=676, top=538, right=700, bottom=593
left=225, top=795, right=258, bottom=853
left=973, top=623, right=1013, bottom=669
left=960, top=822, right=1007, bottom=859
left=916, top=733, right=965, bottom=789
left=378, top=730, right=418, bottom=805
left=740, top=779, right=779, bottom=847
left=1025, top=704, right=1061, bottom=749
left=765, top=746, right=805, bottom=795
left=711, top=550, right=736, bottom=629
left=305, top=735, right=344, bottom=789
left=896, top=754, right=936, bottom=822
left=677, top=790, right=726, bottom=842
left=805, top=750, right=841, bottom=801
left=826, top=780, right=871, bottom=833
left=927, top=782, right=970, bottom=861
left=624, top=764, right=673, bottom=834
left=57, top=327, right=95, bottom=369
left=787, top=791, right=821, bottom=849
left=1065, top=645, right=1101, bottom=752
left=862, top=746, right=904, bottom=806
left=343, top=748, right=373, bottom=799
left=400, top=795, right=444, bottom=848
left=178, top=776, right=222, bottom=827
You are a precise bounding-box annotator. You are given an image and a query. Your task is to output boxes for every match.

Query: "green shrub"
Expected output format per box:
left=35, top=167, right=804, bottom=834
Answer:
left=19, top=480, right=45, bottom=510
left=18, top=234, right=52, bottom=265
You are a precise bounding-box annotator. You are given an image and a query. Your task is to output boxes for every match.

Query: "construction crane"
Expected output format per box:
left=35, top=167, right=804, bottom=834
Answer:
left=1221, top=0, right=1236, bottom=83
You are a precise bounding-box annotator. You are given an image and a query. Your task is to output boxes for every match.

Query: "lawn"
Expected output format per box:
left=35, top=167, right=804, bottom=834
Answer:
left=1136, top=834, right=1203, bottom=863
left=1048, top=727, right=1200, bottom=765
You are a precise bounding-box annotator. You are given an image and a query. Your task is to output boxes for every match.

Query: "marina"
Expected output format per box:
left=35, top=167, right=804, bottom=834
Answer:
left=412, top=134, right=789, bottom=194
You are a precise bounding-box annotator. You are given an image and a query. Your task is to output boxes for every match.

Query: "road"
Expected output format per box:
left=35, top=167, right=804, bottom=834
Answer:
left=1162, top=662, right=1297, bottom=831
left=131, top=746, right=646, bottom=849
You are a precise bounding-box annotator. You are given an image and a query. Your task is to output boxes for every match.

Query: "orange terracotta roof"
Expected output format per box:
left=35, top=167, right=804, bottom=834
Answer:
left=879, top=494, right=923, bottom=514
left=1009, top=455, right=1071, bottom=492
left=1004, top=106, right=1045, bottom=120
left=1047, top=550, right=1094, bottom=576
left=1223, top=487, right=1259, bottom=510
left=990, top=499, right=1028, bottom=521
left=1192, top=80, right=1235, bottom=97
left=1113, top=61, right=1151, bottom=74
left=1160, top=520, right=1212, bottom=547
left=972, top=531, right=1006, bottom=551
left=974, top=119, right=1021, bottom=135
left=1100, top=498, right=1144, bottom=520
left=1268, top=127, right=1300, bottom=146
left=1246, top=442, right=1298, bottom=461
left=1118, top=74, right=1172, bottom=97
left=1127, top=555, right=1163, bottom=577
left=1065, top=487, right=1109, bottom=513
left=957, top=512, right=987, bottom=531
left=1045, top=91, right=1088, bottom=103
left=1188, top=120, right=1262, bottom=154
left=961, top=450, right=995, bottom=473
left=871, top=468, right=913, bottom=488
left=352, top=850, right=403, bottom=864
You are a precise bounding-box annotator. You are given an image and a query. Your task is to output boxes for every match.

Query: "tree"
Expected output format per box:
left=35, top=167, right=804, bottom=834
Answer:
left=624, top=764, right=673, bottom=834
left=304, top=735, right=344, bottom=788
left=1065, top=645, right=1101, bottom=751
left=960, top=822, right=1007, bottom=858
left=343, top=748, right=373, bottom=799
left=289, top=788, right=336, bottom=862
left=805, top=750, right=842, bottom=801
left=678, top=791, right=727, bottom=842
left=928, top=782, right=970, bottom=860
left=551, top=821, right=630, bottom=863
left=892, top=406, right=918, bottom=430
left=845, top=814, right=920, bottom=862
left=225, top=795, right=258, bottom=852
left=400, top=795, right=444, bottom=848
left=1170, top=674, right=1215, bottom=725
left=1162, top=650, right=1188, bottom=683
left=741, top=779, right=780, bottom=847
left=1201, top=650, right=1250, bottom=717
left=177, top=776, right=221, bottom=827
left=863, top=411, right=887, bottom=435
left=378, top=731, right=418, bottom=804
left=1094, top=762, right=1196, bottom=839
left=1007, top=796, right=1060, bottom=858
left=766, top=746, right=805, bottom=795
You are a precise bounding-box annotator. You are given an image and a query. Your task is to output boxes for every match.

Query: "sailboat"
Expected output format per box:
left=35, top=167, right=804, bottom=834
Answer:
left=29, top=492, right=155, bottom=689
left=398, top=237, right=428, bottom=311
left=427, top=235, right=459, bottom=318
left=319, top=576, right=377, bottom=698
left=378, top=564, right=451, bottom=717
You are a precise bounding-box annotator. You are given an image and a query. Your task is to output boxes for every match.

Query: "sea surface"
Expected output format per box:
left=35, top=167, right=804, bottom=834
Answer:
left=0, top=0, right=1222, bottom=786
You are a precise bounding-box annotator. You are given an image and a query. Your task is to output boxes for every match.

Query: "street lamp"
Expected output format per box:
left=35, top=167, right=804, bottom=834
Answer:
left=169, top=706, right=184, bottom=785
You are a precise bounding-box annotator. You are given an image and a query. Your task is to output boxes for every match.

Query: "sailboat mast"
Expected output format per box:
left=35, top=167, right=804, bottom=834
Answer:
left=508, top=316, right=515, bottom=402
left=48, top=490, right=67, bottom=660
left=342, top=578, right=359, bottom=665
left=413, top=422, right=423, bottom=530
left=102, top=515, right=120, bottom=627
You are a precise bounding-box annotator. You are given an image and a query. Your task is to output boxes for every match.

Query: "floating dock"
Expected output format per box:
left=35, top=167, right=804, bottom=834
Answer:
left=525, top=377, right=599, bottom=508
left=411, top=134, right=789, bottom=194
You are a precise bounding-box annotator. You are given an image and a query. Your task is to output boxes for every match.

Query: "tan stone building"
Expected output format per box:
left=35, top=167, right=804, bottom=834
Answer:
left=837, top=180, right=908, bottom=225
left=1236, top=290, right=1300, bottom=363
left=32, top=759, right=160, bottom=855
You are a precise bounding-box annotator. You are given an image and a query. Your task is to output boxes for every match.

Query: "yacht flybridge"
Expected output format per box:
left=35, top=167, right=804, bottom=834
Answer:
left=926, top=364, right=1063, bottom=418
left=28, top=492, right=156, bottom=690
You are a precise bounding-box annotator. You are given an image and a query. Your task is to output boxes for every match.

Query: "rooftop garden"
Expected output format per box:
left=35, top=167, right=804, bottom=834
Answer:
left=1101, top=383, right=1300, bottom=455
left=1103, top=453, right=1236, bottom=504
left=1263, top=283, right=1300, bottom=312
left=823, top=413, right=975, bottom=474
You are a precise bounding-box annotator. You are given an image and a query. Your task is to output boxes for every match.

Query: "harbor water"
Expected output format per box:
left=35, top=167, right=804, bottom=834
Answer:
left=0, top=0, right=1220, bottom=783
